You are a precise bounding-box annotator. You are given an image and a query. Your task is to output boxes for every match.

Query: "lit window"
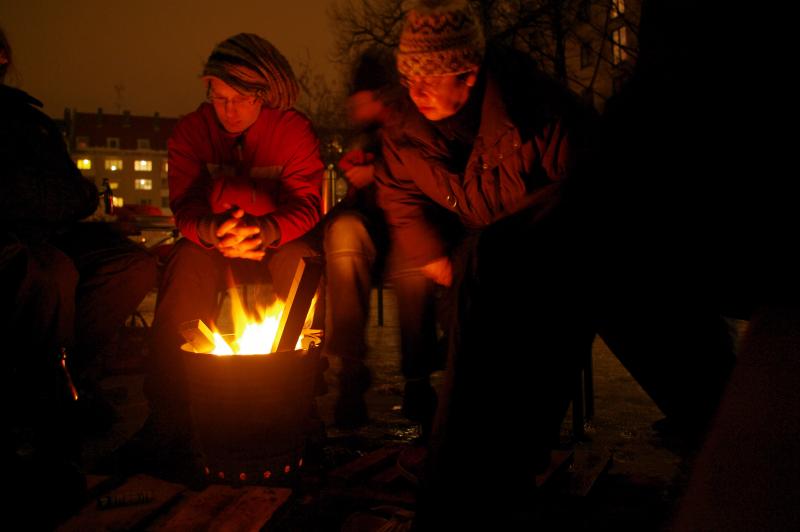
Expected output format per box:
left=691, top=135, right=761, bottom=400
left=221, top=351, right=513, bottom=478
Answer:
left=135, top=160, right=153, bottom=172
left=137, top=139, right=151, bottom=150
left=577, top=0, right=590, bottom=22
left=163, top=161, right=168, bottom=173
left=107, top=137, right=120, bottom=149
left=611, top=27, right=628, bottom=65
left=105, top=159, right=123, bottom=171
left=112, top=196, right=124, bottom=208
left=611, top=0, right=625, bottom=18
left=109, top=182, right=119, bottom=190
left=580, top=42, right=593, bottom=69
left=76, top=158, right=92, bottom=170
left=135, top=179, right=153, bottom=190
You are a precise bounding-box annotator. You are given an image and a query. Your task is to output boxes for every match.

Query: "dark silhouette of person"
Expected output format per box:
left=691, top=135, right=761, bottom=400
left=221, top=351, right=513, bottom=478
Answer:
left=1, top=26, right=157, bottom=527
left=322, top=48, right=440, bottom=432
left=374, top=1, right=597, bottom=527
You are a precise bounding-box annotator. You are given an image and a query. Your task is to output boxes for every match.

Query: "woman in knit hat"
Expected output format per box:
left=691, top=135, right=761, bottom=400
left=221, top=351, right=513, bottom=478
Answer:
left=131, top=33, right=324, bottom=474
left=373, top=0, right=598, bottom=528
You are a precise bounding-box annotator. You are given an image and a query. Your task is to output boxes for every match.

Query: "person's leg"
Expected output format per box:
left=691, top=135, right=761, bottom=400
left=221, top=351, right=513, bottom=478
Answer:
left=3, top=242, right=77, bottom=371
left=55, top=224, right=157, bottom=379
left=2, top=242, right=86, bottom=527
left=596, top=302, right=735, bottom=440
left=322, top=212, right=376, bottom=427
left=146, top=239, right=224, bottom=439
left=418, top=210, right=591, bottom=528
left=267, top=236, right=319, bottom=299
left=390, top=267, right=439, bottom=432
left=673, top=304, right=799, bottom=532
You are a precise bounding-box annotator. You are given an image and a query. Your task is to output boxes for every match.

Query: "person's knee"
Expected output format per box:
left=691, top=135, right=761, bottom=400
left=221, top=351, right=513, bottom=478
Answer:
left=119, top=249, right=158, bottom=297
left=324, top=213, right=373, bottom=257
left=269, top=237, right=320, bottom=298
left=34, top=244, right=79, bottom=292
left=160, top=239, right=216, bottom=284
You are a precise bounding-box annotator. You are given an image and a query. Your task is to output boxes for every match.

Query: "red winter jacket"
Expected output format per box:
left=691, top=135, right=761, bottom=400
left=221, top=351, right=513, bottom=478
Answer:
left=168, top=103, right=323, bottom=247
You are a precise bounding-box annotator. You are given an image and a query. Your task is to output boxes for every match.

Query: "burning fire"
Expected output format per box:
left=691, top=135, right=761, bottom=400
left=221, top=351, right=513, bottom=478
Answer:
left=209, top=286, right=303, bottom=356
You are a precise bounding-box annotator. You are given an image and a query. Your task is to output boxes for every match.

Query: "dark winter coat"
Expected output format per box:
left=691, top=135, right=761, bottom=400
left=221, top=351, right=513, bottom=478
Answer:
left=375, top=48, right=593, bottom=268
left=0, top=85, right=98, bottom=243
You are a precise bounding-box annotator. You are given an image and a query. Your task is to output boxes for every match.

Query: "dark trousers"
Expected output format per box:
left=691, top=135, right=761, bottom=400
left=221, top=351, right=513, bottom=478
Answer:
left=417, top=205, right=593, bottom=529
left=2, top=225, right=156, bottom=467
left=2, top=225, right=157, bottom=392
left=147, top=237, right=317, bottom=430
left=322, top=211, right=438, bottom=381
left=2, top=225, right=156, bottom=528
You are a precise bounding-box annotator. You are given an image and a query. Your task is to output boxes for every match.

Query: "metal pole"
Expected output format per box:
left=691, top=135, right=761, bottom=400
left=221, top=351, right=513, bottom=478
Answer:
left=322, top=164, right=337, bottom=215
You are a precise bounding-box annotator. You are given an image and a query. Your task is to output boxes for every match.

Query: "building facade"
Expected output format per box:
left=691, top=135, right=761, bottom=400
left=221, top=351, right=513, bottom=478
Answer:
left=565, top=0, right=641, bottom=111
left=64, top=108, right=178, bottom=214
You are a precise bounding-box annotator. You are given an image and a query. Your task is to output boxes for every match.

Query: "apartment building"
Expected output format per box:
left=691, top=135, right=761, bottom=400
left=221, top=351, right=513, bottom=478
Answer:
left=64, top=108, right=179, bottom=214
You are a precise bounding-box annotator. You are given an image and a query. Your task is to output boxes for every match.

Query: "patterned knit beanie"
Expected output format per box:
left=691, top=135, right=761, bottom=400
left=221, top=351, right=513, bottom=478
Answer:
left=203, top=33, right=299, bottom=110
left=397, top=0, right=485, bottom=78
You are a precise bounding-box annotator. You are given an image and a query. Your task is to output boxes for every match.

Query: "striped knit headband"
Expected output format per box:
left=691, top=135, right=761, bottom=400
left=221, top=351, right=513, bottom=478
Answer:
left=203, top=33, right=299, bottom=110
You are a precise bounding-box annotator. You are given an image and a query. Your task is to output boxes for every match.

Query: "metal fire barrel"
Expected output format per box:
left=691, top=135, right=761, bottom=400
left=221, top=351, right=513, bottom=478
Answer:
left=182, top=343, right=320, bottom=485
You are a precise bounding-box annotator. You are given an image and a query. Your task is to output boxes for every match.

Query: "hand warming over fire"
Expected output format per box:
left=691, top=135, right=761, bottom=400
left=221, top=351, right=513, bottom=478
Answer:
left=197, top=199, right=283, bottom=259
left=422, top=256, right=453, bottom=287
left=214, top=208, right=265, bottom=260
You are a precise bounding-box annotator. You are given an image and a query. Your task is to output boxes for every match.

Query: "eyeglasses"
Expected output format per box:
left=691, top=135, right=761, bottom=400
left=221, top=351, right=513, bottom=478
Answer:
left=207, top=92, right=261, bottom=108
left=399, top=72, right=472, bottom=93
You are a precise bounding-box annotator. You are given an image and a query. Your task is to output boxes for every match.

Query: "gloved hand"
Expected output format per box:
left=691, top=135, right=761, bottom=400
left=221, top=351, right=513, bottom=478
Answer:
left=250, top=215, right=280, bottom=248
left=196, top=212, right=232, bottom=247
left=197, top=207, right=265, bottom=260
left=203, top=209, right=282, bottom=261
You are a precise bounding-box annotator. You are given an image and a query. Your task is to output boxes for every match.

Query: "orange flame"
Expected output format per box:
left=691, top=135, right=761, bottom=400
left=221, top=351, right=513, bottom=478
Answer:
left=208, top=277, right=303, bottom=356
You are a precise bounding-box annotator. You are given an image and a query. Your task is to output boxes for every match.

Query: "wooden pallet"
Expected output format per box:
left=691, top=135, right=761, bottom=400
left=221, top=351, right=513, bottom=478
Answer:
left=58, top=474, right=292, bottom=531
left=324, top=445, right=611, bottom=507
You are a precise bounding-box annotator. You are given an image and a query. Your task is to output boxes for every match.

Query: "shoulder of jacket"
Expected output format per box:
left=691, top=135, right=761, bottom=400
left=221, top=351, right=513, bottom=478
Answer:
left=258, top=107, right=319, bottom=142
left=486, top=46, right=595, bottom=134
left=172, top=104, right=211, bottom=136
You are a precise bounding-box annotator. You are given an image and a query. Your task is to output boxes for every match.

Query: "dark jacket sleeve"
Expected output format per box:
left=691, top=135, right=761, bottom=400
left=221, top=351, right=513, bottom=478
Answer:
left=0, top=90, right=98, bottom=237
left=266, top=112, right=323, bottom=245
left=375, top=132, right=447, bottom=268
left=167, top=113, right=214, bottom=247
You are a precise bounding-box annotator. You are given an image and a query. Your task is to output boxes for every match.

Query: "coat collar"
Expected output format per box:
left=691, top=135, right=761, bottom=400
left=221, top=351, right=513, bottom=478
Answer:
left=393, top=70, right=515, bottom=154
left=476, top=72, right=516, bottom=149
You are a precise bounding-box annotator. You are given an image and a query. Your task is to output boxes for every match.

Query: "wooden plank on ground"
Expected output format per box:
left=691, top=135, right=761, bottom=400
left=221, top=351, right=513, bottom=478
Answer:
left=369, top=464, right=407, bottom=488
left=535, top=449, right=574, bottom=489
left=153, top=485, right=291, bottom=531
left=323, top=485, right=417, bottom=507
left=58, top=474, right=184, bottom=532
left=565, top=449, right=612, bottom=497
left=209, top=486, right=291, bottom=531
left=85, top=474, right=111, bottom=493
left=329, top=446, right=402, bottom=488
left=150, top=485, right=239, bottom=530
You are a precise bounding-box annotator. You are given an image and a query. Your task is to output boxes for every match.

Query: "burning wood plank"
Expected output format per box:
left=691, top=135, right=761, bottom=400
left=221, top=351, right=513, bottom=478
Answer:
left=180, top=319, right=216, bottom=353
left=271, top=256, right=324, bottom=353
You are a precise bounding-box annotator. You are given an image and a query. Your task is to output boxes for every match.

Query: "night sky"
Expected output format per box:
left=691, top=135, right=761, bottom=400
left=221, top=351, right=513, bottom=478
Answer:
left=0, top=0, right=339, bottom=118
